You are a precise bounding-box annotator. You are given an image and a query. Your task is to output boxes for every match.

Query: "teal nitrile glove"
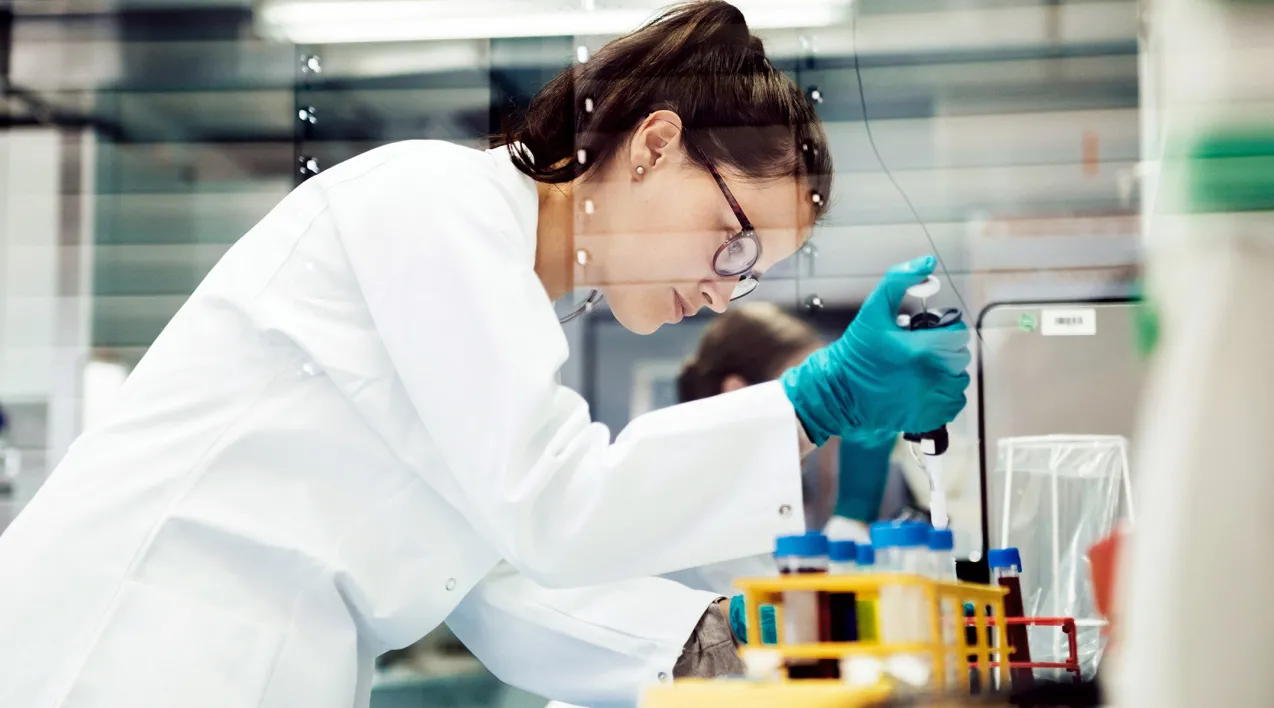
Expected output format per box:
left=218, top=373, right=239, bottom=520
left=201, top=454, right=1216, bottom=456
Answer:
left=834, top=428, right=899, bottom=522
left=780, top=255, right=972, bottom=446
left=728, top=595, right=777, bottom=645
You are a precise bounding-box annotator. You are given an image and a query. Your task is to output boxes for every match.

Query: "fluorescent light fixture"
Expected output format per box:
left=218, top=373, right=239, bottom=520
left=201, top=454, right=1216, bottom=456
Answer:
left=259, top=0, right=852, bottom=44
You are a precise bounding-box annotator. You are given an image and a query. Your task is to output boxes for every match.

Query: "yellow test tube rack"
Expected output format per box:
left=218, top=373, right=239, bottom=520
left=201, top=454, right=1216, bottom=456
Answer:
left=642, top=574, right=1010, bottom=708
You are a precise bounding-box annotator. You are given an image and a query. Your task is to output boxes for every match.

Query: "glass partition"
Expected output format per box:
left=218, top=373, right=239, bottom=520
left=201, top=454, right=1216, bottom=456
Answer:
left=1, top=0, right=1143, bottom=702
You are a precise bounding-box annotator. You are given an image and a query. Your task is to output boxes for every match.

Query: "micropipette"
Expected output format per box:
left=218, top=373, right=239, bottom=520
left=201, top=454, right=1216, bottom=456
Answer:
left=898, top=275, right=961, bottom=530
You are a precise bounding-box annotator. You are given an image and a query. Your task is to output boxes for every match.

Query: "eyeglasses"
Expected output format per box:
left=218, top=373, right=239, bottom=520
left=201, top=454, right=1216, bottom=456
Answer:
left=701, top=160, right=762, bottom=301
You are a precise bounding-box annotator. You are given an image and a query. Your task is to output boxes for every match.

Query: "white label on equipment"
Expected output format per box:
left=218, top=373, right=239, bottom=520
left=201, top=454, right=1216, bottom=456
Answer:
left=1041, top=308, right=1097, bottom=336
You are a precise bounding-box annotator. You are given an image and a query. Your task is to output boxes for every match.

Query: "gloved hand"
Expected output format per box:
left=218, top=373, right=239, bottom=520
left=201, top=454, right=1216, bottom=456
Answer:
left=781, top=255, right=971, bottom=446
left=833, top=428, right=899, bottom=523
left=728, top=595, right=777, bottom=645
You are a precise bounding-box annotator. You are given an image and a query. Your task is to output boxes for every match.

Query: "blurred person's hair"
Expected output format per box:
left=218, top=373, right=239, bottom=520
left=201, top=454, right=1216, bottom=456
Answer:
left=678, top=303, right=820, bottom=402
left=494, top=0, right=833, bottom=219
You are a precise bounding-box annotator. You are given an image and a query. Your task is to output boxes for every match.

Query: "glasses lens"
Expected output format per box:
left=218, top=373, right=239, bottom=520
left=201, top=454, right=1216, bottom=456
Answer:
left=714, top=232, right=759, bottom=277
left=730, top=277, right=758, bottom=301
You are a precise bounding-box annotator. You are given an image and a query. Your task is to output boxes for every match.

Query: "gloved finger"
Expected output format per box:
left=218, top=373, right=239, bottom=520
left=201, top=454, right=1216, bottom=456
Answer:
left=760, top=604, right=778, bottom=645
left=917, top=392, right=968, bottom=429
left=914, top=319, right=970, bottom=347
left=729, top=595, right=747, bottom=644
left=933, top=370, right=972, bottom=394
left=905, top=324, right=969, bottom=356
left=909, top=336, right=971, bottom=372
left=932, top=347, right=972, bottom=374
left=859, top=255, right=937, bottom=325
left=934, top=396, right=968, bottom=427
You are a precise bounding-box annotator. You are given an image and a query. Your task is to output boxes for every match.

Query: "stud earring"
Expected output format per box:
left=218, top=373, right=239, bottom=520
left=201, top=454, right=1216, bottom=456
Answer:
left=575, top=249, right=591, bottom=266
left=635, top=166, right=646, bottom=177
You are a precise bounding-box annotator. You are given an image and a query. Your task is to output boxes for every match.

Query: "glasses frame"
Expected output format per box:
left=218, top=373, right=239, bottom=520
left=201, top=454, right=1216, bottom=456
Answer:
left=691, top=142, right=763, bottom=301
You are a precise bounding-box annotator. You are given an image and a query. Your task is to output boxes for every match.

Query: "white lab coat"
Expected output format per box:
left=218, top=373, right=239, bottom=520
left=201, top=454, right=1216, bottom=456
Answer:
left=0, top=141, right=805, bottom=708
left=448, top=563, right=725, bottom=708
left=489, top=553, right=775, bottom=708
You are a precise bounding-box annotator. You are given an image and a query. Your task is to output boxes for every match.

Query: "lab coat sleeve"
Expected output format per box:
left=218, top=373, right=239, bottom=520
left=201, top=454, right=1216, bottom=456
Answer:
left=325, top=144, right=805, bottom=586
left=445, top=562, right=723, bottom=708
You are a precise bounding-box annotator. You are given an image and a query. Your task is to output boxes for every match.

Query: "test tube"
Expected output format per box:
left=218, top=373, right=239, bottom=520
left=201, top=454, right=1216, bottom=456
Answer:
left=929, top=527, right=958, bottom=687
left=774, top=534, right=837, bottom=679
left=928, top=528, right=956, bottom=581
left=827, top=541, right=859, bottom=643
left=989, top=548, right=1034, bottom=690
left=854, top=544, right=878, bottom=642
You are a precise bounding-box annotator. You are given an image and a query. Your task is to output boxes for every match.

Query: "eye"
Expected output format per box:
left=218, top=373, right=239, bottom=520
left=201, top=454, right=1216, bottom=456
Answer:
left=725, top=239, right=746, bottom=257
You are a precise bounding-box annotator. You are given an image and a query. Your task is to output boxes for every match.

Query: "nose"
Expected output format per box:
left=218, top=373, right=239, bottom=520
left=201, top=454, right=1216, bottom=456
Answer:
left=699, top=279, right=733, bottom=314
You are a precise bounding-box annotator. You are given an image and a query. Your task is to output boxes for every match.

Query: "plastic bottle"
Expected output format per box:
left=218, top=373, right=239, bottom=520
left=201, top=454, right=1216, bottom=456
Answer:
left=928, top=528, right=957, bottom=581
left=928, top=527, right=958, bottom=687
left=827, top=541, right=859, bottom=643
left=871, top=522, right=933, bottom=686
left=988, top=547, right=1034, bottom=690
left=854, top=544, right=878, bottom=642
left=774, top=533, right=837, bottom=679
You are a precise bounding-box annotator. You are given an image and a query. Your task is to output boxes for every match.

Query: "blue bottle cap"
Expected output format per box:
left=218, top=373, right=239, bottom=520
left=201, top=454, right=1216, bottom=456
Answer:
left=856, top=544, right=875, bottom=566
left=828, top=540, right=857, bottom=562
left=928, top=528, right=955, bottom=551
left=870, top=521, right=930, bottom=549
left=900, top=522, right=931, bottom=547
left=774, top=533, right=829, bottom=558
left=987, top=547, right=1023, bottom=572
left=805, top=532, right=830, bottom=557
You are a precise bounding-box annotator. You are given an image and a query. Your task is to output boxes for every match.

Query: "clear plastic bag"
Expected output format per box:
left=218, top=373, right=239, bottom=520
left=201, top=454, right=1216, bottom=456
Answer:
left=987, top=435, right=1134, bottom=680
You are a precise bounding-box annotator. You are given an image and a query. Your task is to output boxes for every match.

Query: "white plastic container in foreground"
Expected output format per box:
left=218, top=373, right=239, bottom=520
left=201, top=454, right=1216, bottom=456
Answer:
left=928, top=527, right=959, bottom=686
left=870, top=522, right=933, bottom=687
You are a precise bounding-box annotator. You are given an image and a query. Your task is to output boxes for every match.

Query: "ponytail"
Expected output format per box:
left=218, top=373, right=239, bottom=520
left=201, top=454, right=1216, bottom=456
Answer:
left=495, top=1, right=832, bottom=218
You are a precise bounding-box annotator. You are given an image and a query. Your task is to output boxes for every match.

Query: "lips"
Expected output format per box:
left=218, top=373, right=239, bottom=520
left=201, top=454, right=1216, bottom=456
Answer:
left=672, top=291, right=685, bottom=323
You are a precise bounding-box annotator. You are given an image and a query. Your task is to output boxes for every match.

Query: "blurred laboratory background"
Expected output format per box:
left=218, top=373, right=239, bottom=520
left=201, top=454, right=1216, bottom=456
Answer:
left=1, top=0, right=1151, bottom=705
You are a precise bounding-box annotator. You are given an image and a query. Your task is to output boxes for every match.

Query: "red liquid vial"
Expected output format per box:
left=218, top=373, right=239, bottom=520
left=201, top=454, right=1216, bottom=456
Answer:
left=988, top=547, right=1035, bottom=690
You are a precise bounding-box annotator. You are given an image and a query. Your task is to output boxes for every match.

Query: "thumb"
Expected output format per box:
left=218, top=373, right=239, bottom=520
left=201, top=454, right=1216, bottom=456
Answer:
left=860, top=255, right=937, bottom=323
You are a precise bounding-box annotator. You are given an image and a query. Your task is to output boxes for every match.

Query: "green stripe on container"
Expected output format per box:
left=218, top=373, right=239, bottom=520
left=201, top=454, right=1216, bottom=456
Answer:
left=1126, top=281, right=1159, bottom=359
left=1179, top=128, right=1274, bottom=212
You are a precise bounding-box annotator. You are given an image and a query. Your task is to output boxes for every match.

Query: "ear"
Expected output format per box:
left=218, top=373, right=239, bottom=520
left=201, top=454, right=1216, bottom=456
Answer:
left=628, top=109, right=685, bottom=176
left=720, top=373, right=749, bottom=394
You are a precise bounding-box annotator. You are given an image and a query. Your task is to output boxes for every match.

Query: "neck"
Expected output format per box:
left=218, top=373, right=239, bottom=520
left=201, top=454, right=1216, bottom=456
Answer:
left=534, top=181, right=575, bottom=302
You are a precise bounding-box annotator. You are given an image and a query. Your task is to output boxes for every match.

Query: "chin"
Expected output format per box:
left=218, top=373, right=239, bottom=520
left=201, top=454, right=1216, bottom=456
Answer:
left=611, top=307, right=664, bottom=335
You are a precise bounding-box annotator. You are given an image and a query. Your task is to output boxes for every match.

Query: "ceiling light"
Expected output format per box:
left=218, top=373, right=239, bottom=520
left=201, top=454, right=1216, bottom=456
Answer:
left=259, top=0, right=851, bottom=44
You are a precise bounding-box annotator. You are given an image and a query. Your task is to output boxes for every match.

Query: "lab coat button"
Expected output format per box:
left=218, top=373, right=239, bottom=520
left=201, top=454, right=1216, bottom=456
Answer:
left=445, top=578, right=457, bottom=591
left=299, top=361, right=321, bottom=377
left=658, top=672, right=669, bottom=682
left=779, top=504, right=792, bottom=517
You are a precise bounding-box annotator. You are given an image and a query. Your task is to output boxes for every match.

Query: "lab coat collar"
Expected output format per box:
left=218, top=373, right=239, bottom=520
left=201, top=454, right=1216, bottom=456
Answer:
left=486, top=143, right=540, bottom=260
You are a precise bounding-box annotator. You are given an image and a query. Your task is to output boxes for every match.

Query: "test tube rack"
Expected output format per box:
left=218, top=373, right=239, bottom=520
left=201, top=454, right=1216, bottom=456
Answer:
left=641, top=574, right=1010, bottom=708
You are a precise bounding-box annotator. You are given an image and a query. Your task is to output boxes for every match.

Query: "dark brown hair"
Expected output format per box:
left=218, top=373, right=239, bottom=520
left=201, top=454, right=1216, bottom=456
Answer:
left=677, top=303, right=821, bottom=403
left=495, top=0, right=833, bottom=219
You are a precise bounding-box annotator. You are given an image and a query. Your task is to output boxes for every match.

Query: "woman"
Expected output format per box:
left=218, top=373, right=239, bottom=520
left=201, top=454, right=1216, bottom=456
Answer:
left=0, top=3, right=969, bottom=708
